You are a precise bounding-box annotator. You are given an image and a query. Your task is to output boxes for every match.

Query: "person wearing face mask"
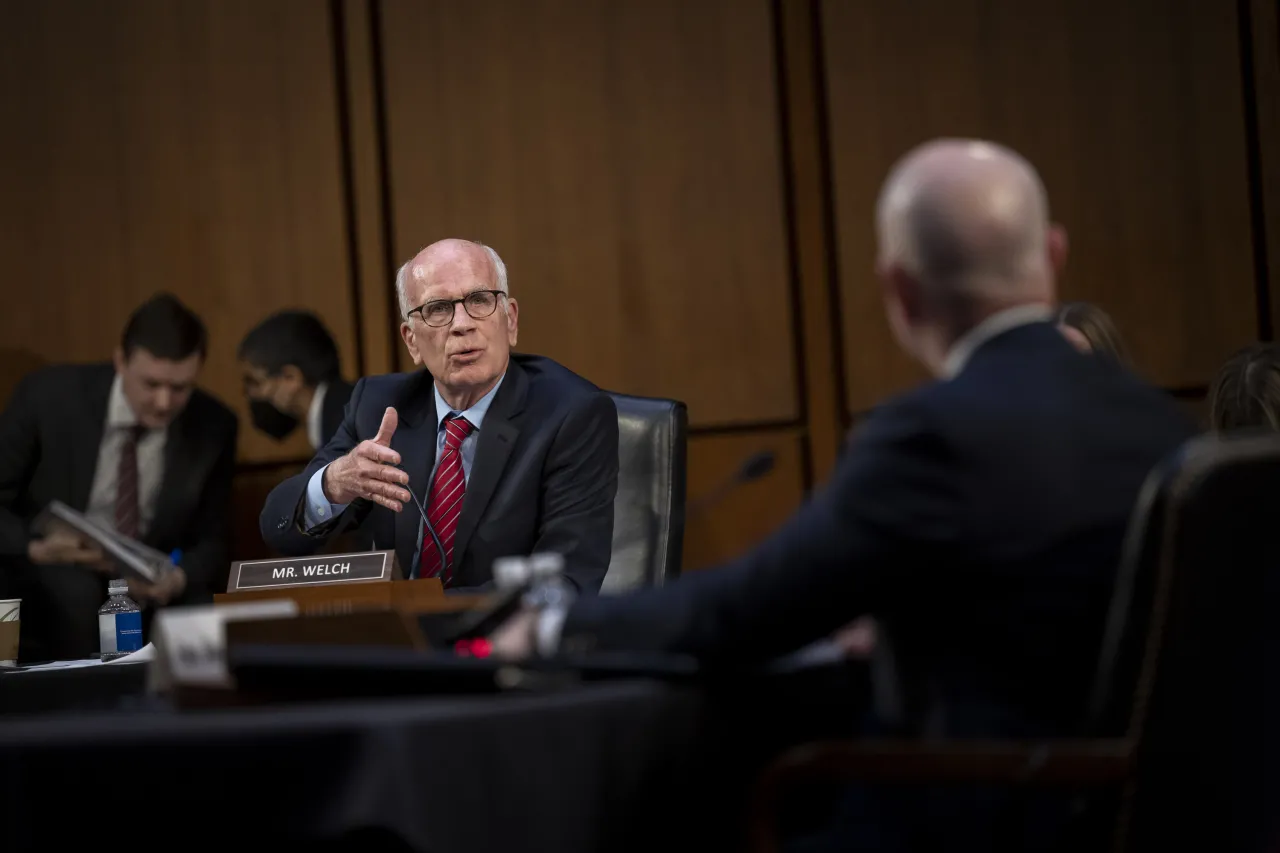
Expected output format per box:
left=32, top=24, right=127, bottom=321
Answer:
left=238, top=311, right=353, bottom=450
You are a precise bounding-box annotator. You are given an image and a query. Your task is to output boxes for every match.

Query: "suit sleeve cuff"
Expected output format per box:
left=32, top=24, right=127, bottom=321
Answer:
left=303, top=464, right=348, bottom=530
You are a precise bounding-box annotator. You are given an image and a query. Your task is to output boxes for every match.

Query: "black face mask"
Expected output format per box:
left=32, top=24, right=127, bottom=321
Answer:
left=249, top=399, right=299, bottom=441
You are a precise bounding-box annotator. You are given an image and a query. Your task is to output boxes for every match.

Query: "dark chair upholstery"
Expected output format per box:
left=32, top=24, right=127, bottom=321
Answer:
left=1122, top=432, right=1280, bottom=853
left=601, top=393, right=687, bottom=593
left=749, top=433, right=1280, bottom=853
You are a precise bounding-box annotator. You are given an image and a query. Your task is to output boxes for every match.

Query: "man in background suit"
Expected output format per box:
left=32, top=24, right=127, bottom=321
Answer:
left=0, top=294, right=238, bottom=662
left=239, top=310, right=354, bottom=450
left=260, top=239, right=618, bottom=594
left=493, top=140, right=1196, bottom=849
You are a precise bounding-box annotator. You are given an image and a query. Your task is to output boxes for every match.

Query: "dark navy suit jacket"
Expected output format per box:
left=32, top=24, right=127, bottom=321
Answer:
left=260, top=354, right=618, bottom=594
left=562, top=322, right=1196, bottom=738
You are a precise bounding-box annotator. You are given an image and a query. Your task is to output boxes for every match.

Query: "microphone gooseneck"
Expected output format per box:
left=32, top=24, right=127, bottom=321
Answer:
left=686, top=449, right=778, bottom=517
left=405, top=481, right=447, bottom=580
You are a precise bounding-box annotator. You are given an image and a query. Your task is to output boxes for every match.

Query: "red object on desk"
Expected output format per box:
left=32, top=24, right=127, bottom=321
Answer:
left=454, top=638, right=492, bottom=658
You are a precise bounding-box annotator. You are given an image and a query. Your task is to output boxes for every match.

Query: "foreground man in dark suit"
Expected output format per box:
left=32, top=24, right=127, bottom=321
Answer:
left=493, top=140, right=1196, bottom=848
left=261, top=239, right=618, bottom=593
left=0, top=294, right=238, bottom=662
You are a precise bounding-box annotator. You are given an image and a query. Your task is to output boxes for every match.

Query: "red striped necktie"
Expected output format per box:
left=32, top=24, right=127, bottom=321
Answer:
left=114, top=425, right=146, bottom=540
left=419, top=415, right=474, bottom=584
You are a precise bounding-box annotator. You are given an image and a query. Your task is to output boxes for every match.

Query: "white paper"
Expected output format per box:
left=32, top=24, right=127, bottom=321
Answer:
left=7, top=642, right=156, bottom=673
left=9, top=657, right=107, bottom=673
left=149, top=600, right=299, bottom=692
left=33, top=500, right=174, bottom=582
left=105, top=642, right=155, bottom=664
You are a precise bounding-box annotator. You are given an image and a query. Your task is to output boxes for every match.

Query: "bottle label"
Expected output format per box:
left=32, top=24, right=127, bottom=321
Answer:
left=99, top=611, right=144, bottom=656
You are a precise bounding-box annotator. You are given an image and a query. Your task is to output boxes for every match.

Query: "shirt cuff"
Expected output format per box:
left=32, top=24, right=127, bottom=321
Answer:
left=303, top=464, right=348, bottom=530
left=535, top=605, right=569, bottom=658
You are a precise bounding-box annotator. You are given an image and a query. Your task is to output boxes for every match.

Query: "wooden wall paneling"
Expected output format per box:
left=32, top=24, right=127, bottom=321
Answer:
left=337, top=0, right=396, bottom=377
left=0, top=350, right=47, bottom=410
left=821, top=0, right=1259, bottom=412
left=230, top=463, right=307, bottom=565
left=0, top=0, right=359, bottom=464
left=1247, top=0, right=1280, bottom=340
left=377, top=0, right=799, bottom=427
left=775, top=0, right=847, bottom=483
left=681, top=429, right=807, bottom=572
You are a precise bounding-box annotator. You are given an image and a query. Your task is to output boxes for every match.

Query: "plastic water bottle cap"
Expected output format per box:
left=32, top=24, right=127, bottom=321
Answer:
left=492, top=556, right=531, bottom=589
left=528, top=552, right=565, bottom=579
left=107, top=578, right=129, bottom=595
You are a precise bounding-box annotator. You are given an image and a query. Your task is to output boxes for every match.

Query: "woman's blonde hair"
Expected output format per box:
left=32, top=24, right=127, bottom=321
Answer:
left=1053, top=301, right=1130, bottom=365
left=1209, top=343, right=1280, bottom=432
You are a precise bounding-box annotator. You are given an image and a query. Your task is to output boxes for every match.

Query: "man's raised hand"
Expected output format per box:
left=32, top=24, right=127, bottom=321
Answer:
left=321, top=407, right=412, bottom=511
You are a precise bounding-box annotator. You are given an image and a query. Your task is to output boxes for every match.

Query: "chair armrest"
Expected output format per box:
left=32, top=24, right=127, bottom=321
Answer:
left=749, top=738, right=1133, bottom=853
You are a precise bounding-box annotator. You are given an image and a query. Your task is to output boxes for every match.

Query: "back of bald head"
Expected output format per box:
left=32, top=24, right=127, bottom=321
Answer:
left=876, top=139, right=1054, bottom=307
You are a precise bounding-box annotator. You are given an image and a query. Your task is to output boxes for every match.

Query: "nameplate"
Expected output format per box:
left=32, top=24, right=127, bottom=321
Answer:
left=150, top=599, right=299, bottom=691
left=226, top=550, right=401, bottom=593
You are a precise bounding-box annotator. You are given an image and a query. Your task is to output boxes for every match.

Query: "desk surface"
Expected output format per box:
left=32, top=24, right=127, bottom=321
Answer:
left=0, top=679, right=724, bottom=853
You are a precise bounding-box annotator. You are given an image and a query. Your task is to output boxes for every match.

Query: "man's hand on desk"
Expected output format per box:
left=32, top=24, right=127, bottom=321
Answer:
left=322, top=407, right=412, bottom=512
left=489, top=608, right=538, bottom=660
left=27, top=531, right=103, bottom=566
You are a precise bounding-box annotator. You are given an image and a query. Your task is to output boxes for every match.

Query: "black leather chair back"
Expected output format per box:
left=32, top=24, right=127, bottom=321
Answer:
left=602, top=393, right=687, bottom=593
left=1084, top=453, right=1176, bottom=738
left=1107, top=433, right=1280, bottom=852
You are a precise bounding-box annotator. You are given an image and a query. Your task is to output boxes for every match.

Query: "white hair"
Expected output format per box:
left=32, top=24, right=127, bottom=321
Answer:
left=396, top=240, right=508, bottom=318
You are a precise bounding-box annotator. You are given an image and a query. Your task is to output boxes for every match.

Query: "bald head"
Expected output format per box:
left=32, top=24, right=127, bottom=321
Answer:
left=877, top=139, right=1055, bottom=306
left=396, top=238, right=508, bottom=317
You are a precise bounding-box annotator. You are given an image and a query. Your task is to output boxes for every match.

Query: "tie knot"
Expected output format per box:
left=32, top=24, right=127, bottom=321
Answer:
left=123, top=424, right=147, bottom=444
left=442, top=415, right=474, bottom=450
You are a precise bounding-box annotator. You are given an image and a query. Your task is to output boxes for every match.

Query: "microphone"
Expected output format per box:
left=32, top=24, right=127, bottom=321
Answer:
left=687, top=449, right=776, bottom=516
left=316, top=465, right=445, bottom=579
left=404, top=481, right=447, bottom=580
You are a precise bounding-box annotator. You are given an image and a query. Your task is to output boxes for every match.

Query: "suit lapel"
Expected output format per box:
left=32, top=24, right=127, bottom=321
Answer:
left=392, top=372, right=441, bottom=573
left=148, top=415, right=194, bottom=547
left=69, top=367, right=114, bottom=512
left=452, top=361, right=528, bottom=573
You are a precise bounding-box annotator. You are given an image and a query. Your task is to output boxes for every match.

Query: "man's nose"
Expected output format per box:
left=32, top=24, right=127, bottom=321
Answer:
left=450, top=301, right=476, bottom=331
left=154, top=388, right=172, bottom=411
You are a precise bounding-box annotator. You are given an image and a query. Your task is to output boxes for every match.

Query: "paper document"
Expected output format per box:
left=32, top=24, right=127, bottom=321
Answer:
left=32, top=500, right=175, bottom=583
left=7, top=643, right=155, bottom=674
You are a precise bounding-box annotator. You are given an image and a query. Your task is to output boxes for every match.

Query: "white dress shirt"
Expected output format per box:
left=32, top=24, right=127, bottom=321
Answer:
left=84, top=374, right=166, bottom=537
left=306, top=381, right=329, bottom=451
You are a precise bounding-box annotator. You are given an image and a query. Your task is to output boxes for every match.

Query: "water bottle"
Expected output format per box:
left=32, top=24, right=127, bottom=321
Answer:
left=524, top=552, right=575, bottom=612
left=98, top=578, right=143, bottom=661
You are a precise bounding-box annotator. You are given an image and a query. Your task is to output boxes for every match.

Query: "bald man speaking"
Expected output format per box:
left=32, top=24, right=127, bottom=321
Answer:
left=261, top=239, right=618, bottom=593
left=497, top=141, right=1193, bottom=755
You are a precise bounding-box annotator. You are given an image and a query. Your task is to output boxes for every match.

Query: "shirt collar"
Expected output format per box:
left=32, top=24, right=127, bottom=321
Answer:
left=306, top=381, right=329, bottom=450
left=106, top=373, right=139, bottom=429
left=433, top=373, right=506, bottom=431
left=941, top=303, right=1054, bottom=379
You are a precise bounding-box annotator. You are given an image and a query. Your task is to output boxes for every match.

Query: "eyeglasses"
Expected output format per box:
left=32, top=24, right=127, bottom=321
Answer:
left=407, top=290, right=505, bottom=328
